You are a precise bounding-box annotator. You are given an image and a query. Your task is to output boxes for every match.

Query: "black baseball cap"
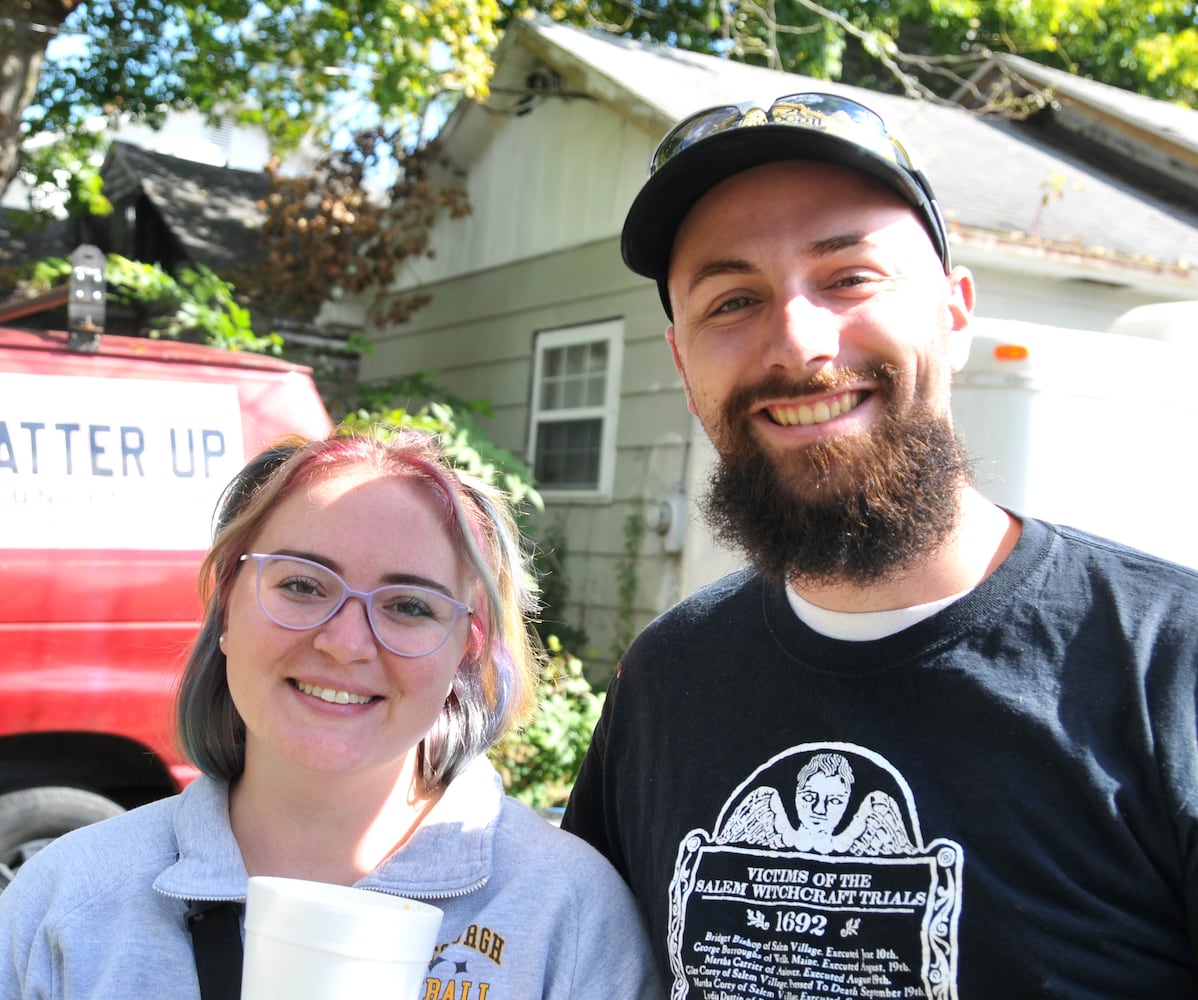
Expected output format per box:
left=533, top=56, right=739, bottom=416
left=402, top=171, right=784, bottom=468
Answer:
left=621, top=92, right=951, bottom=318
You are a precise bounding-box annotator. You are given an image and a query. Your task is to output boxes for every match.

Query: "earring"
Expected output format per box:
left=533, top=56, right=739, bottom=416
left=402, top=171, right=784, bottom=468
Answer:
left=219, top=634, right=227, bottom=650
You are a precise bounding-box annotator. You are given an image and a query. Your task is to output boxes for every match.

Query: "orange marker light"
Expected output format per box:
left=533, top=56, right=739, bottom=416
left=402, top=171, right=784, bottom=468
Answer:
left=994, top=343, right=1030, bottom=361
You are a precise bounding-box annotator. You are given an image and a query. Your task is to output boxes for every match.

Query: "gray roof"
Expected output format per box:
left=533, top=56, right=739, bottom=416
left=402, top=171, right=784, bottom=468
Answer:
left=962, top=52, right=1198, bottom=155
left=0, top=144, right=269, bottom=276
left=101, top=141, right=270, bottom=271
left=494, top=17, right=1198, bottom=276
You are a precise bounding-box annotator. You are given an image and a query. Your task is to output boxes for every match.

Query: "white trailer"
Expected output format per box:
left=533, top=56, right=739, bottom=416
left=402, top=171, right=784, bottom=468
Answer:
left=951, top=302, right=1198, bottom=570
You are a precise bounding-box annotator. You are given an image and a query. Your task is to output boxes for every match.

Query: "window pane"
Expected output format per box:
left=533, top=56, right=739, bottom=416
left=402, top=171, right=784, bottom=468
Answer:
left=539, top=340, right=607, bottom=413
left=564, top=344, right=588, bottom=374
left=562, top=373, right=584, bottom=409
left=586, top=341, right=607, bottom=372
left=534, top=419, right=602, bottom=488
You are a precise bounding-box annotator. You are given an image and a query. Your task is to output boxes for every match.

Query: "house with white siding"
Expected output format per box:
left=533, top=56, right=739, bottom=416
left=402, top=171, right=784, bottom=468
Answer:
left=331, top=16, right=1198, bottom=670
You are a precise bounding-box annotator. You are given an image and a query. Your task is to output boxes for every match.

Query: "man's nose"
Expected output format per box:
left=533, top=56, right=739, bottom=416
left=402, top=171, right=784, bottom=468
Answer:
left=760, top=295, right=841, bottom=372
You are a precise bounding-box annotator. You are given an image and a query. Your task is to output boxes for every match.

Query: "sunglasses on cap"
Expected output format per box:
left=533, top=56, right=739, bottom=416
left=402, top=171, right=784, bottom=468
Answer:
left=652, top=93, right=919, bottom=175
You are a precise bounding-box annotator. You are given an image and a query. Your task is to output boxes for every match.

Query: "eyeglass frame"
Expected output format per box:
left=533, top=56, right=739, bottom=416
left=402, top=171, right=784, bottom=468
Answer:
left=238, top=552, right=474, bottom=658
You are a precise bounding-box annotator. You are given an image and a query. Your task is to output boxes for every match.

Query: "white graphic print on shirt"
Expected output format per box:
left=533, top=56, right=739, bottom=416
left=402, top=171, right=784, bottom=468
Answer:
left=667, top=743, right=963, bottom=1000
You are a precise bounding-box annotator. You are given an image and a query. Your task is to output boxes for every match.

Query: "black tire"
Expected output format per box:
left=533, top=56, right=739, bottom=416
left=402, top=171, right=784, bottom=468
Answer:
left=0, top=786, right=126, bottom=877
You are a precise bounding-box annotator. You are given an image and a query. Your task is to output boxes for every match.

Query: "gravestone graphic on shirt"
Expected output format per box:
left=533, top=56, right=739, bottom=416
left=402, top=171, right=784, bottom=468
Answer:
left=668, top=742, right=963, bottom=1000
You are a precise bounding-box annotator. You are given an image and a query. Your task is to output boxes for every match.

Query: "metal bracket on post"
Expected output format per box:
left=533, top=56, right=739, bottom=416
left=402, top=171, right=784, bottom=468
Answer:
left=68, top=244, right=105, bottom=352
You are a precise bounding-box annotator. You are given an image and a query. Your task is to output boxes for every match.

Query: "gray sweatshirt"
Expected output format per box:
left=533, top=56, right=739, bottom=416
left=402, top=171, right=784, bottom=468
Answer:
left=0, top=756, right=664, bottom=999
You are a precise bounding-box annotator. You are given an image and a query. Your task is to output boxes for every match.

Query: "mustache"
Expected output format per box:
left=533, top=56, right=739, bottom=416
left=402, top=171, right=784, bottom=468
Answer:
left=720, top=363, right=903, bottom=421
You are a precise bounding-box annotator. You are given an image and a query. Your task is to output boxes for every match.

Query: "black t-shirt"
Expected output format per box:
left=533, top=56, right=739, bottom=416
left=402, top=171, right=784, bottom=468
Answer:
left=563, top=517, right=1198, bottom=998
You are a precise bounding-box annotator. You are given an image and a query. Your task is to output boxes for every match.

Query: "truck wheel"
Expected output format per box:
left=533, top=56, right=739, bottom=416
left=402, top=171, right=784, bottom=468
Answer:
left=0, top=787, right=126, bottom=878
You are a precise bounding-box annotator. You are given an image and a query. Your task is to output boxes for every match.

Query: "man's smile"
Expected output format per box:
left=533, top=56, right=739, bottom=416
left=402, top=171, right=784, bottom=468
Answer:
left=761, top=390, right=865, bottom=427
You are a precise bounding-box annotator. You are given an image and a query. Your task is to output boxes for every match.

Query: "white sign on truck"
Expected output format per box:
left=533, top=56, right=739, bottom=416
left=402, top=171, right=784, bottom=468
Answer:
left=0, top=324, right=333, bottom=883
left=0, top=373, right=247, bottom=550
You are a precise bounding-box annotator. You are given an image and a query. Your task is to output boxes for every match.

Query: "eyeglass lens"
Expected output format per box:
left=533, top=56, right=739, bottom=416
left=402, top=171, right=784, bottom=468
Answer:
left=249, top=554, right=467, bottom=657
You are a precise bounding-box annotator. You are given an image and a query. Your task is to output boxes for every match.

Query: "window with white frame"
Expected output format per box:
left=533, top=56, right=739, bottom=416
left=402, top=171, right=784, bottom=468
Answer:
left=528, top=320, right=623, bottom=496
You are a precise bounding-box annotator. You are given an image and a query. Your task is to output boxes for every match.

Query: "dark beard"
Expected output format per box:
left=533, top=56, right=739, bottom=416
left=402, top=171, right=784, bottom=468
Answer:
left=701, top=365, right=973, bottom=587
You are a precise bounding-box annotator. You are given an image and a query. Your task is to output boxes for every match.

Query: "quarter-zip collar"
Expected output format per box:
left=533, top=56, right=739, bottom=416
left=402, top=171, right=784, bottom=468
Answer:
left=151, top=755, right=501, bottom=904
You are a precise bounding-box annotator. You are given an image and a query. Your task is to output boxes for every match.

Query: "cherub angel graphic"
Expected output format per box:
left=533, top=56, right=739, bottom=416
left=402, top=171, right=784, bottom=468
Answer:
left=717, top=752, right=916, bottom=856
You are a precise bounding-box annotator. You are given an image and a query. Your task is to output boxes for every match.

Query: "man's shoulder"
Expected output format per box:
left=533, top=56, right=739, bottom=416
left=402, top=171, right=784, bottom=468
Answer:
left=621, top=567, right=770, bottom=667
left=1013, top=517, right=1198, bottom=633
left=1037, top=517, right=1198, bottom=588
left=644, top=566, right=762, bottom=629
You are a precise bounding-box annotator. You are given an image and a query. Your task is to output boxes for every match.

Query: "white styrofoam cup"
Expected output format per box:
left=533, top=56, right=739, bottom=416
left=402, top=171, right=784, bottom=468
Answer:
left=241, top=875, right=443, bottom=1000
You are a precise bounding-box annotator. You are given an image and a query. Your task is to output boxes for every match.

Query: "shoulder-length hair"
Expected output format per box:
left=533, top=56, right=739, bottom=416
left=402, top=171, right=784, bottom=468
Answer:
left=174, top=426, right=543, bottom=795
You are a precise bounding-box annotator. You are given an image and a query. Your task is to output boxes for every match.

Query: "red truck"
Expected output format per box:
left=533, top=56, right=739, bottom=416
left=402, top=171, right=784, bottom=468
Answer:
left=0, top=325, right=332, bottom=882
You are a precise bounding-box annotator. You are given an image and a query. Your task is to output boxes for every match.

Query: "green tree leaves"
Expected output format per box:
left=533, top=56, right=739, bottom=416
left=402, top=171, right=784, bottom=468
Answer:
left=2, top=0, right=503, bottom=199
left=30, top=0, right=501, bottom=148
left=508, top=0, right=1196, bottom=103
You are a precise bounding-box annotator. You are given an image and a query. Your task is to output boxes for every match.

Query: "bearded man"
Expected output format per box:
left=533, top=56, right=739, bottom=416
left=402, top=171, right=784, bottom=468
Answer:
left=563, top=92, right=1198, bottom=999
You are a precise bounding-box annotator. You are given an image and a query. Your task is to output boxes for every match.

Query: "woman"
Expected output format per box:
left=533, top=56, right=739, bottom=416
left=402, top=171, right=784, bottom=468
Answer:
left=0, top=427, right=663, bottom=999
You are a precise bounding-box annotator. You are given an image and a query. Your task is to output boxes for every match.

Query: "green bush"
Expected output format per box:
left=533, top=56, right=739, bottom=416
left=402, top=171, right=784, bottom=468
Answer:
left=490, top=636, right=603, bottom=809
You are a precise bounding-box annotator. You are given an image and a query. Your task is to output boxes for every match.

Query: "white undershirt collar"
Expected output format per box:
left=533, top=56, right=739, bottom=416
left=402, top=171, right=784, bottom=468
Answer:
left=787, top=585, right=972, bottom=641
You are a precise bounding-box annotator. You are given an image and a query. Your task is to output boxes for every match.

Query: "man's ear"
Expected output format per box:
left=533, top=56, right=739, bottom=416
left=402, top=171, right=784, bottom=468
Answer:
left=666, top=325, right=699, bottom=416
left=945, top=266, right=976, bottom=374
